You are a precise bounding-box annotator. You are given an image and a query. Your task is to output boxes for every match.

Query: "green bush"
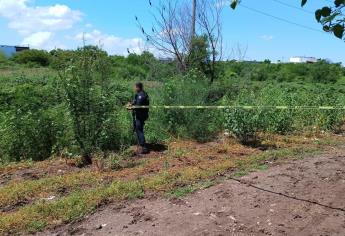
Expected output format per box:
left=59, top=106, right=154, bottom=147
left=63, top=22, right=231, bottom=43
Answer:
left=57, top=46, right=136, bottom=164
left=50, top=49, right=76, bottom=70
left=0, top=108, right=67, bottom=162
left=150, top=70, right=223, bottom=142
left=12, top=49, right=51, bottom=67
left=224, top=90, right=266, bottom=142
left=98, top=82, right=133, bottom=151
left=308, top=61, right=342, bottom=83
left=224, top=85, right=345, bottom=143
left=110, top=52, right=176, bottom=81
left=0, top=79, right=69, bottom=162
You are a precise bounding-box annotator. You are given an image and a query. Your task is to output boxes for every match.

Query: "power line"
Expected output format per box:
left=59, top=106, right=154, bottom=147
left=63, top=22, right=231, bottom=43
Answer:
left=271, top=0, right=314, bottom=15
left=238, top=3, right=325, bottom=34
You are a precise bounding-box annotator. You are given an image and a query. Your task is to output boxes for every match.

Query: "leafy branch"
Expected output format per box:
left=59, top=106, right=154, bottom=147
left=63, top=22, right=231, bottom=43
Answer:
left=230, top=0, right=345, bottom=40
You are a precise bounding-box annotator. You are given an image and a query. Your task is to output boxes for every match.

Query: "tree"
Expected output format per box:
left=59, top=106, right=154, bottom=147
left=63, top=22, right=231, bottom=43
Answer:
left=58, top=46, right=112, bottom=166
left=137, top=0, right=193, bottom=71
left=230, top=0, right=345, bottom=40
left=304, top=0, right=345, bottom=39
left=137, top=0, right=223, bottom=82
left=197, top=0, right=223, bottom=82
left=186, top=35, right=211, bottom=75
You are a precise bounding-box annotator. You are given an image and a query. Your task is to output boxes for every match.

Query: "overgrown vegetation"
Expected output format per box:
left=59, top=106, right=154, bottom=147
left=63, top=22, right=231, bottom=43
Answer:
left=224, top=85, right=345, bottom=143
left=0, top=46, right=344, bottom=163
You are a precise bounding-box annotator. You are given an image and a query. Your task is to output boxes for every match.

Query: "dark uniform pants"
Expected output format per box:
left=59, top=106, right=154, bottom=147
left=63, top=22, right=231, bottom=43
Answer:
left=135, top=118, right=146, bottom=147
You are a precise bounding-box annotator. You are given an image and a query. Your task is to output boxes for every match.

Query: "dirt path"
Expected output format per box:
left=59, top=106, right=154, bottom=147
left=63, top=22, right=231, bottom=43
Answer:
left=42, top=148, right=345, bottom=236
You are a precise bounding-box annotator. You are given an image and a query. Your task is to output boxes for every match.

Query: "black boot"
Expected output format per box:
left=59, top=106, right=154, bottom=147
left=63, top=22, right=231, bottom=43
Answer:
left=140, top=146, right=150, bottom=154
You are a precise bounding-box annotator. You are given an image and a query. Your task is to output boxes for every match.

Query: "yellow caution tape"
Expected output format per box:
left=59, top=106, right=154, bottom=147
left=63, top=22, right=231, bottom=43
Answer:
left=130, top=105, right=345, bottom=110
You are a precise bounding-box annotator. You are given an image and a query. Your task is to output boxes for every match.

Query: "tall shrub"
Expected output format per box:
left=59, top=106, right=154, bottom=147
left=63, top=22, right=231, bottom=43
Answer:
left=59, top=46, right=112, bottom=165
left=153, top=70, right=223, bottom=142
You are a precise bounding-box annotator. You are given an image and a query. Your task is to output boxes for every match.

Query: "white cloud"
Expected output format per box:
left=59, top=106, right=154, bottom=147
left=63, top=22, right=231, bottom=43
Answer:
left=0, top=0, right=82, bottom=33
left=48, top=4, right=71, bottom=17
left=0, top=0, right=152, bottom=56
left=260, top=35, right=274, bottom=41
left=74, top=30, right=145, bottom=55
left=0, top=0, right=82, bottom=48
left=0, top=0, right=26, bottom=18
left=85, top=23, right=93, bottom=28
left=22, top=31, right=53, bottom=47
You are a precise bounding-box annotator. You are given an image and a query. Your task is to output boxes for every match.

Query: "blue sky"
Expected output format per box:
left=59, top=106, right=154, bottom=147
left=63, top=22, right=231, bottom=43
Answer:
left=0, top=0, right=344, bottom=63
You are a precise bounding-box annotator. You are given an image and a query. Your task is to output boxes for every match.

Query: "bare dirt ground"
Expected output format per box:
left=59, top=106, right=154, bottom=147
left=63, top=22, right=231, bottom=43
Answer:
left=40, top=147, right=345, bottom=236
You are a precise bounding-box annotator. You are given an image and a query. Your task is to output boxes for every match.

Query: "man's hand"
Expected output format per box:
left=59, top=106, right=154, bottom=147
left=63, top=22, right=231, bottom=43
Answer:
left=126, top=103, right=134, bottom=110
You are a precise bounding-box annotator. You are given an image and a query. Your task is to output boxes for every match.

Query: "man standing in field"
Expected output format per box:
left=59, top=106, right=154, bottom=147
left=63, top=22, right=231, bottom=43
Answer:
left=129, top=82, right=150, bottom=154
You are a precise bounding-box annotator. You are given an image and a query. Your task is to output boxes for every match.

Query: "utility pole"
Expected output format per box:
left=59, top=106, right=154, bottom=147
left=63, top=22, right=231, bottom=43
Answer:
left=191, top=0, right=196, bottom=37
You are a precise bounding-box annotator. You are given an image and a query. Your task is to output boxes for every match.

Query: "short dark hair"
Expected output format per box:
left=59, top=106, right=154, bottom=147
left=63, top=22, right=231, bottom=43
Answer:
left=135, top=82, right=143, bottom=90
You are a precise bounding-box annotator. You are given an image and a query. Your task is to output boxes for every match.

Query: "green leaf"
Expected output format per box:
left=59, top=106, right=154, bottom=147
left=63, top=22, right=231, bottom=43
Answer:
left=315, top=9, right=322, bottom=22
left=320, top=7, right=331, bottom=17
left=230, top=0, right=238, bottom=9
left=333, top=24, right=344, bottom=39
left=334, top=0, right=345, bottom=7
left=323, top=25, right=330, bottom=32
left=301, top=0, right=308, bottom=7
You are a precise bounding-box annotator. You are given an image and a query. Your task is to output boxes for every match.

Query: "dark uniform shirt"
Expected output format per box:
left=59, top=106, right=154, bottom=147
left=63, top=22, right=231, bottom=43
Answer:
left=132, top=90, right=149, bottom=121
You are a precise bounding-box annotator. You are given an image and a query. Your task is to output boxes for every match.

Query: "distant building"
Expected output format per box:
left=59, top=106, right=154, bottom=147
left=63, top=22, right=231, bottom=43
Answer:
left=289, top=56, right=317, bottom=64
left=0, top=45, right=30, bottom=57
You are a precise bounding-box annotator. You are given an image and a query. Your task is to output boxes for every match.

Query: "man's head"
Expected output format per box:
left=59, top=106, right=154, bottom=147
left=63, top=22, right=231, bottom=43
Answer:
left=134, top=82, right=143, bottom=93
